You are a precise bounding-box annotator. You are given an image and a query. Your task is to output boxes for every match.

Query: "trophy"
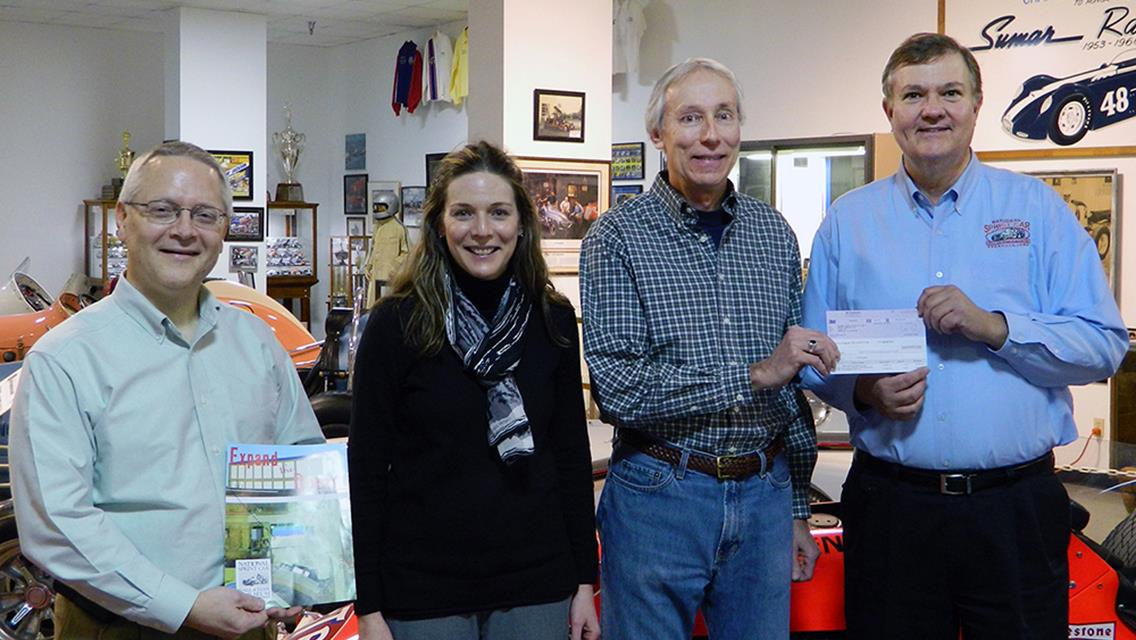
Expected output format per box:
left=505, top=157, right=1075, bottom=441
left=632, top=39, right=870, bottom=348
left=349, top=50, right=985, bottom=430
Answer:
left=273, top=103, right=306, bottom=202
left=109, top=130, right=135, bottom=198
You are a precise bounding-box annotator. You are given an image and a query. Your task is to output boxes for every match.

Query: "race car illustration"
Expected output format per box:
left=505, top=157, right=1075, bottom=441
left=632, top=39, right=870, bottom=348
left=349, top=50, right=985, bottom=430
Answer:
left=1002, top=50, right=1136, bottom=146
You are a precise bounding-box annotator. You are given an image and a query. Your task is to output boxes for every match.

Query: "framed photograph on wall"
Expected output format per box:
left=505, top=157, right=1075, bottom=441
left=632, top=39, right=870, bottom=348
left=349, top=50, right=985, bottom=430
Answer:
left=1028, top=170, right=1119, bottom=292
left=346, top=216, right=367, bottom=236
left=425, top=152, right=447, bottom=191
left=401, top=186, right=426, bottom=228
left=344, top=174, right=368, bottom=215
left=345, top=133, right=366, bottom=170
left=514, top=157, right=610, bottom=273
left=208, top=150, right=253, bottom=201
left=229, top=245, right=258, bottom=272
left=533, top=89, right=585, bottom=143
left=611, top=142, right=645, bottom=180
left=612, top=184, right=643, bottom=206
left=226, top=206, right=264, bottom=242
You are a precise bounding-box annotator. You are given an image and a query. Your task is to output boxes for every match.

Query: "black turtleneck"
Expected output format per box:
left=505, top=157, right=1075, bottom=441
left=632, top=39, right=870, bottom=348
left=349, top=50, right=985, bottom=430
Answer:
left=448, top=253, right=514, bottom=321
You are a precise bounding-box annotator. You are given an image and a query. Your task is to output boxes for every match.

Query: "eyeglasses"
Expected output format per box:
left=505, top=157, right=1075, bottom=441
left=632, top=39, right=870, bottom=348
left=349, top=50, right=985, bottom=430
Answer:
left=122, top=200, right=228, bottom=229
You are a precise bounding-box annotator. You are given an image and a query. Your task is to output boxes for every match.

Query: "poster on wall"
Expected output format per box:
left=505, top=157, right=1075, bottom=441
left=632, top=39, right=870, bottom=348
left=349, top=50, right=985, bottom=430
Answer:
left=945, top=0, right=1136, bottom=150
left=209, top=150, right=254, bottom=201
left=1028, top=170, right=1118, bottom=291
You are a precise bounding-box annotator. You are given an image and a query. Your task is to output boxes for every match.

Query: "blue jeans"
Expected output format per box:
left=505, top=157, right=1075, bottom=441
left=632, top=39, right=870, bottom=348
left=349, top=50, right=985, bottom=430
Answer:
left=385, top=598, right=571, bottom=640
left=597, top=447, right=793, bottom=640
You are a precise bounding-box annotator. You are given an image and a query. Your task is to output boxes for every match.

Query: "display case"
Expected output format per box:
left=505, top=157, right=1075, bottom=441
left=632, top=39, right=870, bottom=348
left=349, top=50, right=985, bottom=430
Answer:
left=731, top=133, right=900, bottom=261
left=84, top=199, right=127, bottom=285
left=265, top=201, right=319, bottom=327
left=328, top=235, right=369, bottom=308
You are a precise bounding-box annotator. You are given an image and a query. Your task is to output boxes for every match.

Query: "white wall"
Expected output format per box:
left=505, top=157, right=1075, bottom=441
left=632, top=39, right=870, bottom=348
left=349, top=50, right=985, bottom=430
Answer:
left=611, top=0, right=938, bottom=184
left=268, top=22, right=469, bottom=334
left=0, top=22, right=164, bottom=294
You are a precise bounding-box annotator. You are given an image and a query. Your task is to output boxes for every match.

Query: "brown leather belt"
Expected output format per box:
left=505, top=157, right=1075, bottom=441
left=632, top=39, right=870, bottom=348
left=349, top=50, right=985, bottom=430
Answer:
left=619, top=429, right=785, bottom=481
left=854, top=450, right=1055, bottom=496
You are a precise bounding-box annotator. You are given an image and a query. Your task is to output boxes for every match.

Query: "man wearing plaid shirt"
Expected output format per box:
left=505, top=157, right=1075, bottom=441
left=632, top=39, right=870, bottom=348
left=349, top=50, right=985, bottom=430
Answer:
left=580, top=58, right=838, bottom=640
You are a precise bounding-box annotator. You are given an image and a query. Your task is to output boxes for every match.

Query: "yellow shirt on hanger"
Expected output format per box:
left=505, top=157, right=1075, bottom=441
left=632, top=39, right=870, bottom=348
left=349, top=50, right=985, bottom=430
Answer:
left=450, top=26, right=469, bottom=106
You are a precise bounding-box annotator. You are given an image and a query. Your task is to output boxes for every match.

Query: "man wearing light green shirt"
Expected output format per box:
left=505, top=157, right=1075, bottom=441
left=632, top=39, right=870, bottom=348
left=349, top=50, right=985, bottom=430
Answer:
left=10, top=141, right=323, bottom=639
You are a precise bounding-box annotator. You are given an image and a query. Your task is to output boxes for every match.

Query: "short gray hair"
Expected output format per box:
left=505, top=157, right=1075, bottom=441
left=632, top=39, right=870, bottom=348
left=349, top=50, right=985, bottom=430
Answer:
left=644, top=58, right=745, bottom=138
left=119, top=140, right=232, bottom=213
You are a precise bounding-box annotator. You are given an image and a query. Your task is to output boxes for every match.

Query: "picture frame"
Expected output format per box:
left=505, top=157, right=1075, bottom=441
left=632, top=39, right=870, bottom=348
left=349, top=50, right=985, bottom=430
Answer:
left=612, top=184, right=643, bottom=206
left=533, top=89, right=586, bottom=143
left=514, top=157, right=610, bottom=273
left=346, top=216, right=367, bottom=237
left=344, top=174, right=368, bottom=215
left=611, top=142, right=645, bottom=181
left=1027, top=169, right=1119, bottom=292
left=425, top=152, right=447, bottom=191
left=345, top=133, right=366, bottom=171
left=400, top=186, right=426, bottom=228
left=229, top=245, right=258, bottom=273
left=368, top=180, right=402, bottom=218
left=226, top=206, right=264, bottom=242
left=208, top=150, right=253, bottom=201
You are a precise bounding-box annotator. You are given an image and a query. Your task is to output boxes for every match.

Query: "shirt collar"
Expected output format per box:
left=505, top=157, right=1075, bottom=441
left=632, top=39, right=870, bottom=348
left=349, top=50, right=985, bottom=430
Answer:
left=649, top=171, right=742, bottom=227
left=895, top=151, right=979, bottom=217
left=111, top=275, right=221, bottom=344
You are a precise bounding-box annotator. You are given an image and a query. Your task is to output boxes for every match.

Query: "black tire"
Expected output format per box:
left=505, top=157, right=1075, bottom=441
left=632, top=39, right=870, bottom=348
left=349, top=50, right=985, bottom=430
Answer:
left=309, top=390, right=352, bottom=439
left=1048, top=93, right=1092, bottom=146
left=1095, top=226, right=1111, bottom=259
left=0, top=538, right=54, bottom=640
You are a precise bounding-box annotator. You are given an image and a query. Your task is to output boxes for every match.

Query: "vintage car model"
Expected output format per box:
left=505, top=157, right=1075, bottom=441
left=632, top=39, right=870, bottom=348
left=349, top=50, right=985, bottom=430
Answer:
left=1002, top=50, right=1136, bottom=146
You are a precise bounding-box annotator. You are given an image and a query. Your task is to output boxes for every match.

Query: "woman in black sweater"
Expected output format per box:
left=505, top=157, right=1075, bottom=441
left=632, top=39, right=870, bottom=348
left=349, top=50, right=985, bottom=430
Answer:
left=349, top=142, right=599, bottom=640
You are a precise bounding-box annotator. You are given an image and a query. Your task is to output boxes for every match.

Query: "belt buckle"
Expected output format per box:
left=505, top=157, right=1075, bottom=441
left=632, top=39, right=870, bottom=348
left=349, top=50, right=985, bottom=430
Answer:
left=715, top=455, right=739, bottom=480
left=939, top=473, right=972, bottom=496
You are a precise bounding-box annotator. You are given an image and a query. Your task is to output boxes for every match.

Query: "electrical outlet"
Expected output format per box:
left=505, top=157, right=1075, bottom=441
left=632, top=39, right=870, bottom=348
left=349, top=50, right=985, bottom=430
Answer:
left=1092, top=417, right=1105, bottom=437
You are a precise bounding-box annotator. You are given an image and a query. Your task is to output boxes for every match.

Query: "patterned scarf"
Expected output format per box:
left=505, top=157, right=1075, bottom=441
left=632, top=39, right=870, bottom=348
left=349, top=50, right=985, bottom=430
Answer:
left=444, top=269, right=534, bottom=463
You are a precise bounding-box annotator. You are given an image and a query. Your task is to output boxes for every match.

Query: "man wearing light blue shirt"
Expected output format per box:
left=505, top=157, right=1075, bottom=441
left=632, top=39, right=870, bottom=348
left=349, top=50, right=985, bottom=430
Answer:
left=802, top=33, right=1127, bottom=639
left=11, top=141, right=323, bottom=639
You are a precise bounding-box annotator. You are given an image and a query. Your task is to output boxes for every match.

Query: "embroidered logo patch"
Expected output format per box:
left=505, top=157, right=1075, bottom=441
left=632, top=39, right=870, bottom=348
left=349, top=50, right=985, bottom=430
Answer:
left=984, top=219, right=1031, bottom=248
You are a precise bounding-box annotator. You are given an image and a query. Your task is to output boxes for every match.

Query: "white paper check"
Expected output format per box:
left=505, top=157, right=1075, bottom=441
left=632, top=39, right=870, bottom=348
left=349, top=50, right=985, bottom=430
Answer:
left=826, top=309, right=928, bottom=375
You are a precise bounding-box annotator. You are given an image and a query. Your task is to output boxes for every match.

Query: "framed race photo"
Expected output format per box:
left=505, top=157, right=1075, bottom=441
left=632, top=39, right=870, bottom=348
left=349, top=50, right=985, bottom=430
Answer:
left=1028, top=170, right=1119, bottom=292
left=208, top=150, right=254, bottom=201
left=400, top=186, right=426, bottom=228
left=228, top=245, right=258, bottom=272
left=611, top=142, right=645, bottom=181
left=344, top=174, right=368, bottom=215
left=533, top=89, right=585, bottom=142
left=514, top=157, right=610, bottom=273
left=346, top=216, right=367, bottom=236
left=226, top=207, right=264, bottom=242
left=612, top=184, right=643, bottom=206
left=425, top=152, right=447, bottom=192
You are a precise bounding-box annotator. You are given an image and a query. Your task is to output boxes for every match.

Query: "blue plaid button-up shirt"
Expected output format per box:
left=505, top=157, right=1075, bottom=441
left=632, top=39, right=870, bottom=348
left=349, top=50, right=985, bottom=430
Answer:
left=581, top=173, right=816, bottom=518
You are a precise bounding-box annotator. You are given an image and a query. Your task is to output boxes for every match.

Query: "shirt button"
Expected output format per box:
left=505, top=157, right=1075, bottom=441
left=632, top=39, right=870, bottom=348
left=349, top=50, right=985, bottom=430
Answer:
left=728, top=447, right=738, bottom=453
left=935, top=271, right=944, bottom=278
left=735, top=393, right=744, bottom=402
left=937, top=363, right=945, bottom=370
left=938, top=413, right=946, bottom=421
left=722, top=316, right=731, bottom=325
left=733, top=406, right=742, bottom=414
left=943, top=459, right=951, bottom=468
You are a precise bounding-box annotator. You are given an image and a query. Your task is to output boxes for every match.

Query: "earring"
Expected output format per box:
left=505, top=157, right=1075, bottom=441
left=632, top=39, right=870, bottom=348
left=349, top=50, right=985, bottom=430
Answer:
left=518, top=230, right=525, bottom=238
